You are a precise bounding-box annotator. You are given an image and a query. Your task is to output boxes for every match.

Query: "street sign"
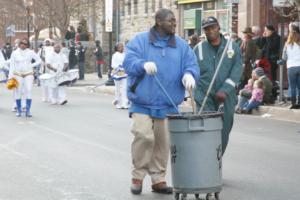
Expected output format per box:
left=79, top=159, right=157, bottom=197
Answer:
left=5, top=25, right=15, bottom=37
left=273, top=0, right=294, bottom=7
left=105, top=0, right=113, bottom=32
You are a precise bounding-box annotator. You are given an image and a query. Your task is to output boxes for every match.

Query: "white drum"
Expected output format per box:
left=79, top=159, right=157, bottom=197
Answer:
left=67, top=69, right=79, bottom=83
left=39, top=73, right=57, bottom=88
left=56, top=72, right=72, bottom=86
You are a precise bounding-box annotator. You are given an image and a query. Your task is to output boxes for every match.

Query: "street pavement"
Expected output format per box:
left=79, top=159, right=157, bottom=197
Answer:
left=0, top=76, right=299, bottom=200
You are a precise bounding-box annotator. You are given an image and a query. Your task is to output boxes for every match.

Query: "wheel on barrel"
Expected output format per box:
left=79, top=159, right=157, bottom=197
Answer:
left=181, top=193, right=187, bottom=200
left=174, top=192, right=180, bottom=200
left=206, top=193, right=214, bottom=200
left=215, top=192, right=220, bottom=200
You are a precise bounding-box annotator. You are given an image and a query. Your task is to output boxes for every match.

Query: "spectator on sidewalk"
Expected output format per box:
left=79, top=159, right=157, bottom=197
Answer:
left=236, top=78, right=254, bottom=113
left=77, top=42, right=86, bottom=80
left=65, top=26, right=76, bottom=43
left=252, top=25, right=264, bottom=58
left=256, top=66, right=273, bottom=104
left=282, top=24, right=300, bottom=109
left=68, top=40, right=77, bottom=70
left=261, top=25, right=280, bottom=84
left=240, top=27, right=257, bottom=88
left=94, top=40, right=104, bottom=79
left=123, top=8, right=199, bottom=195
left=189, top=34, right=200, bottom=49
left=111, top=42, right=129, bottom=109
left=242, top=79, right=264, bottom=114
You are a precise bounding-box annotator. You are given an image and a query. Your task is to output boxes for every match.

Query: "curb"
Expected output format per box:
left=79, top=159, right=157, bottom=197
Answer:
left=252, top=106, right=300, bottom=123
left=82, top=84, right=300, bottom=124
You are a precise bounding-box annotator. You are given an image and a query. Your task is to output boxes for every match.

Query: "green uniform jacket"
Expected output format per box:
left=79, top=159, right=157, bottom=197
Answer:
left=194, top=35, right=242, bottom=154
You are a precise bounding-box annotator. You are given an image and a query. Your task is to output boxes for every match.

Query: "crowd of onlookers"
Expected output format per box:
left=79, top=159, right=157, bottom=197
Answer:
left=188, top=22, right=300, bottom=112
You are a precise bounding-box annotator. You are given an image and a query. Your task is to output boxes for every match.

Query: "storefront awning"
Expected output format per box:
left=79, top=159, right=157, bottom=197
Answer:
left=177, top=0, right=213, bottom=4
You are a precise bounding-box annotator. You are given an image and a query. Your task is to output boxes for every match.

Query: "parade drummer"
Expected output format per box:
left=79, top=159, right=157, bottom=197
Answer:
left=111, top=42, right=129, bottom=109
left=9, top=38, right=41, bottom=117
left=45, top=43, right=68, bottom=105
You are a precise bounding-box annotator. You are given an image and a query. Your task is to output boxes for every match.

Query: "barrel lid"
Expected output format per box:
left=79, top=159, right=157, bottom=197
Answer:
left=167, top=111, right=223, bottom=120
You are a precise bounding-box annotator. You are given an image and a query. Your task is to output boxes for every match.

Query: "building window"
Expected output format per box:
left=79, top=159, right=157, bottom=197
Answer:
left=127, top=0, right=131, bottom=16
left=152, top=0, right=155, bottom=13
left=133, top=0, right=138, bottom=15
left=159, top=0, right=162, bottom=8
left=120, top=0, right=125, bottom=16
left=145, top=0, right=148, bottom=14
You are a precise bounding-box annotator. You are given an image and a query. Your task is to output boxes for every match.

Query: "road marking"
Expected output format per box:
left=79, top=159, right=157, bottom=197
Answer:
left=28, top=121, right=130, bottom=157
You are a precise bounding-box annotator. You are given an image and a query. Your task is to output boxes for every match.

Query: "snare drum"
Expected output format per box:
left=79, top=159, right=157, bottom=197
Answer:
left=39, top=73, right=57, bottom=88
left=67, top=69, right=79, bottom=83
left=56, top=72, right=72, bottom=86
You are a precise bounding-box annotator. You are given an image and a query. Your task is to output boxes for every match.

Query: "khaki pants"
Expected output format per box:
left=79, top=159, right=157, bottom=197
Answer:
left=131, top=113, right=170, bottom=184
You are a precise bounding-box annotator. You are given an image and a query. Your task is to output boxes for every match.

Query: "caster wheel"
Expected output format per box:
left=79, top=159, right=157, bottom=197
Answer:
left=206, top=193, right=214, bottom=200
left=181, top=193, right=187, bottom=200
left=215, top=192, right=220, bottom=200
left=195, top=194, right=200, bottom=199
left=174, top=193, right=180, bottom=200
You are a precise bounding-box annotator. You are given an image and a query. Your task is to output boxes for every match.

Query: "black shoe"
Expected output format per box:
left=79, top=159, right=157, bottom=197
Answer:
left=290, top=104, right=298, bottom=109
left=152, top=182, right=173, bottom=194
left=60, top=100, right=68, bottom=105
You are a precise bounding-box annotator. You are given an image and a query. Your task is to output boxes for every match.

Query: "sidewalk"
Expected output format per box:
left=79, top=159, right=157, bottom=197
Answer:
left=74, top=73, right=300, bottom=123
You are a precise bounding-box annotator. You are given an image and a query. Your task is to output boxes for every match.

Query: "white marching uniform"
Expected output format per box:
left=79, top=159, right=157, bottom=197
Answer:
left=111, top=51, right=129, bottom=109
left=9, top=48, right=41, bottom=116
left=38, top=46, right=53, bottom=102
left=46, top=51, right=68, bottom=104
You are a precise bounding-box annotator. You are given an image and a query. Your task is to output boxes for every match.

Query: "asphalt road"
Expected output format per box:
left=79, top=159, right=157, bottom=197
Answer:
left=0, top=84, right=299, bottom=200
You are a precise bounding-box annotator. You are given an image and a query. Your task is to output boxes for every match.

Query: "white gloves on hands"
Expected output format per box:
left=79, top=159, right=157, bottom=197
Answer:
left=144, top=62, right=157, bottom=75
left=182, top=73, right=196, bottom=90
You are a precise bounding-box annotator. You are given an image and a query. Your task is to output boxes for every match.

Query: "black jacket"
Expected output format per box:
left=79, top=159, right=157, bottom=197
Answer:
left=94, top=45, right=103, bottom=60
left=261, top=32, right=281, bottom=61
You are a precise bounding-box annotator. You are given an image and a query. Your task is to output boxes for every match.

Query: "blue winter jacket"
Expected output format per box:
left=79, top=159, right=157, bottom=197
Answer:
left=123, top=27, right=200, bottom=118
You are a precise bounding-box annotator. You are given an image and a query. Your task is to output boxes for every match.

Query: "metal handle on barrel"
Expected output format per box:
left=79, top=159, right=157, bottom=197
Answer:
left=154, top=75, right=180, bottom=114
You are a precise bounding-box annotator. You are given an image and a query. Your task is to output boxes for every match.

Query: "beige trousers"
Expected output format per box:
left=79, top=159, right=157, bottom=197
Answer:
left=131, top=113, right=170, bottom=184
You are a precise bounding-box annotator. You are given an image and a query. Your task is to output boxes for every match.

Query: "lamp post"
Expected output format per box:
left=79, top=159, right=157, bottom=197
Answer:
left=24, top=0, right=33, bottom=41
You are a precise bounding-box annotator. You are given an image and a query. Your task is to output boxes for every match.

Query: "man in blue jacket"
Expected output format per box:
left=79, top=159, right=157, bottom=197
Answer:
left=123, top=8, right=200, bottom=195
left=194, top=17, right=242, bottom=154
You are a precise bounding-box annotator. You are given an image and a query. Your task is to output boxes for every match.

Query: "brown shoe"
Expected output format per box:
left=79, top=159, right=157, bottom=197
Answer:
left=152, top=182, right=173, bottom=194
left=130, top=179, right=143, bottom=195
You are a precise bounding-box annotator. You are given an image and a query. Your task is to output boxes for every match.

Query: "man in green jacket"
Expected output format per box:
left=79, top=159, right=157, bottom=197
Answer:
left=194, top=17, right=242, bottom=154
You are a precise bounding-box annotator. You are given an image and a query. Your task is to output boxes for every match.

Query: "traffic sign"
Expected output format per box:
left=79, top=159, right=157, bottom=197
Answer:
left=5, top=25, right=15, bottom=37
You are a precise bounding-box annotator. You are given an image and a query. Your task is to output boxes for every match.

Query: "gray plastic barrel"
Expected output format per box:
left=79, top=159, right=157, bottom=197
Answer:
left=167, top=112, right=223, bottom=194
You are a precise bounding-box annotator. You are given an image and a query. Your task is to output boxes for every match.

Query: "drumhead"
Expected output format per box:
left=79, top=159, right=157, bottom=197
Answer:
left=68, top=69, right=79, bottom=73
left=39, top=73, right=54, bottom=80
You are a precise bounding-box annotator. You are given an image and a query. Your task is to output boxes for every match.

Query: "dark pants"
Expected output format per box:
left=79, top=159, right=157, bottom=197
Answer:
left=270, top=60, right=278, bottom=82
left=78, top=62, right=85, bottom=80
left=97, top=64, right=103, bottom=78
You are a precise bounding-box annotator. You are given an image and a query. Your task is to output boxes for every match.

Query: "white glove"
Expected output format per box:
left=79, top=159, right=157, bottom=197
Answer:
left=182, top=73, right=196, bottom=90
left=144, top=62, right=157, bottom=75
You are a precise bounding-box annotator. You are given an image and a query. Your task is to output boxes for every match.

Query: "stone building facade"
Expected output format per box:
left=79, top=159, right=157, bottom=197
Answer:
left=87, top=0, right=178, bottom=73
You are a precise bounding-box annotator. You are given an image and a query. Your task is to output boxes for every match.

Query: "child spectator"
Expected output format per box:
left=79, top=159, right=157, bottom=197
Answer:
left=242, top=79, right=264, bottom=113
left=236, top=78, right=254, bottom=113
